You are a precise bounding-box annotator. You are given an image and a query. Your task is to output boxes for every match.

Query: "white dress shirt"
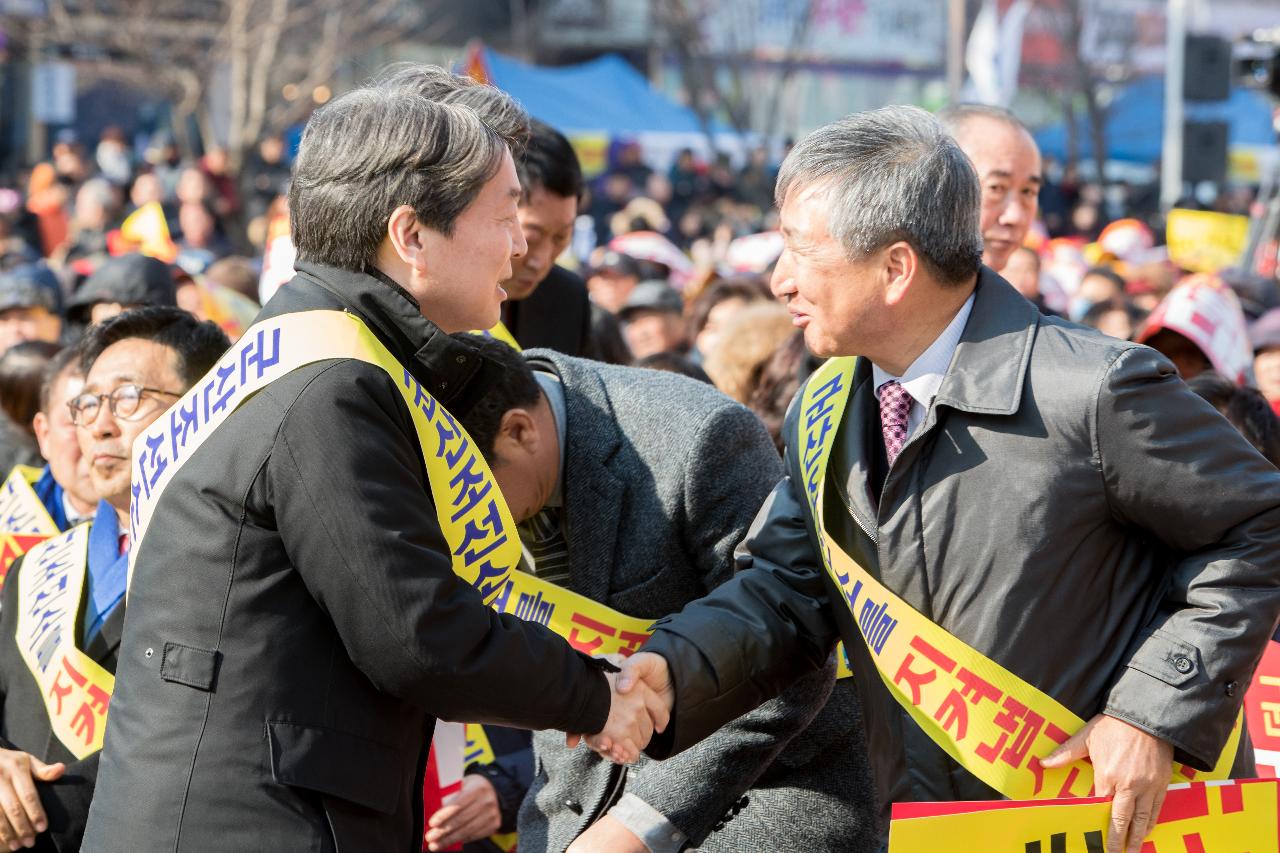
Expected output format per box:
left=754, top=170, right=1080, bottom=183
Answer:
left=871, top=293, right=976, bottom=439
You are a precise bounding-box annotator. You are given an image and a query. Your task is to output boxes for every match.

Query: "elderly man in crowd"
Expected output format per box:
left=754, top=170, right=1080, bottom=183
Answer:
left=615, top=106, right=1280, bottom=853
left=83, top=69, right=663, bottom=852
left=939, top=104, right=1041, bottom=275
left=30, top=348, right=97, bottom=529
left=0, top=307, right=228, bottom=852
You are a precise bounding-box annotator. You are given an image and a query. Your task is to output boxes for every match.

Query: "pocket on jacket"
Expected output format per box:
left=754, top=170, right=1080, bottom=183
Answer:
left=267, top=720, right=401, bottom=814
left=159, top=642, right=221, bottom=691
left=1123, top=628, right=1202, bottom=688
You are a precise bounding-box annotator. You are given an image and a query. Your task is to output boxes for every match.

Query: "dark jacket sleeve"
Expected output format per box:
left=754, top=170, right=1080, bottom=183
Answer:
left=37, top=753, right=97, bottom=853
left=266, top=361, right=611, bottom=734
left=465, top=727, right=532, bottom=833
left=1098, top=345, right=1280, bottom=768
left=623, top=401, right=836, bottom=845
left=642, top=395, right=840, bottom=760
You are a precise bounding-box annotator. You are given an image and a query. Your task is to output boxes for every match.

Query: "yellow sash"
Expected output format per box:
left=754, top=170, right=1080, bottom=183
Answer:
left=15, top=525, right=115, bottom=759
left=480, top=321, right=521, bottom=351
left=797, top=357, right=1240, bottom=801
left=0, top=466, right=60, bottom=583
left=128, top=311, right=659, bottom=657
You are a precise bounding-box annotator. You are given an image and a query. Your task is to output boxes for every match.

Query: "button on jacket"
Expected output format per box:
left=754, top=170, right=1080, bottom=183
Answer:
left=83, top=263, right=612, bottom=853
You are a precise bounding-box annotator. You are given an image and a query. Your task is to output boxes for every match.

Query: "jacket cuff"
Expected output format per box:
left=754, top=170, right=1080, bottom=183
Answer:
left=608, top=793, right=687, bottom=853
left=574, top=653, right=616, bottom=735
left=1104, top=629, right=1239, bottom=770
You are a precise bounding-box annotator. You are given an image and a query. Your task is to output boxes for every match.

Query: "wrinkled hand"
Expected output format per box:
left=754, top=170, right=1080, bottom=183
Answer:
left=0, top=748, right=62, bottom=851
left=1041, top=714, right=1174, bottom=853
left=567, top=654, right=672, bottom=764
left=424, top=773, right=501, bottom=851
left=566, top=814, right=648, bottom=853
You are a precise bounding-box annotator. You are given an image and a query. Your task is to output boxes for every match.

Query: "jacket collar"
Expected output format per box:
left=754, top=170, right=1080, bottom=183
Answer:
left=284, top=262, right=505, bottom=417
left=525, top=350, right=622, bottom=604
left=930, top=266, right=1038, bottom=419
left=837, top=267, right=1037, bottom=525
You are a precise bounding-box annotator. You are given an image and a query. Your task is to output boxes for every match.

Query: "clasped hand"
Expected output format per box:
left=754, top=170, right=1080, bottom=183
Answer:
left=566, top=653, right=675, bottom=764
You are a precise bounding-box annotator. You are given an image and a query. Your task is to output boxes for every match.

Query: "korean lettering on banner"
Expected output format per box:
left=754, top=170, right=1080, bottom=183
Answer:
left=402, top=371, right=515, bottom=606
left=564, top=610, right=648, bottom=658
left=800, top=370, right=845, bottom=510
left=0, top=474, right=49, bottom=535
left=47, top=653, right=109, bottom=750
left=1245, top=640, right=1280, bottom=778
left=22, top=533, right=79, bottom=674
left=890, top=633, right=1089, bottom=799
left=133, top=327, right=282, bottom=532
left=890, top=779, right=1279, bottom=853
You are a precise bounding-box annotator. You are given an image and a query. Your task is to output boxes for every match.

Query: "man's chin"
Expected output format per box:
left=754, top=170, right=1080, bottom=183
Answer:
left=502, top=279, right=540, bottom=302
left=983, top=243, right=1015, bottom=273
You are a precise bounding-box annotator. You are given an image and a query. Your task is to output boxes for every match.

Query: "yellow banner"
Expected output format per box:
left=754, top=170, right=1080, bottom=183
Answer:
left=14, top=526, right=115, bottom=759
left=797, top=358, right=1239, bottom=801
left=889, top=779, right=1279, bottom=852
left=1166, top=208, right=1250, bottom=274
left=0, top=465, right=60, bottom=586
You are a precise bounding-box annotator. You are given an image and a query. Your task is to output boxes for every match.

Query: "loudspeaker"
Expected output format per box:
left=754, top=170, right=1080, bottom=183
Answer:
left=1185, top=35, right=1233, bottom=101
left=1182, top=121, right=1229, bottom=183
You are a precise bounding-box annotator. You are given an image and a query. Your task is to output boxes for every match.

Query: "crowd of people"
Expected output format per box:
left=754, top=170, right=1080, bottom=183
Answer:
left=0, top=61, right=1271, bottom=853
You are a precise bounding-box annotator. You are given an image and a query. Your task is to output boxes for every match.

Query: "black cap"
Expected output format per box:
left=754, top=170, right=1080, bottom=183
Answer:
left=68, top=253, right=177, bottom=321
left=0, top=264, right=61, bottom=314
left=618, top=280, right=683, bottom=320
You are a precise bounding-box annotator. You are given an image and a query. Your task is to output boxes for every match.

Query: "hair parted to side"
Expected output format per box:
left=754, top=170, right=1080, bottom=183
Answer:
left=79, top=306, right=232, bottom=389
left=376, top=63, right=531, bottom=154
left=289, top=83, right=508, bottom=272
left=775, top=105, right=983, bottom=284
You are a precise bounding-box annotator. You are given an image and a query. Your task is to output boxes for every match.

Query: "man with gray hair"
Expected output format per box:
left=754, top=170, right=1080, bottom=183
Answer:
left=81, top=68, right=666, bottom=852
left=938, top=103, right=1042, bottom=274
left=611, top=105, right=1280, bottom=853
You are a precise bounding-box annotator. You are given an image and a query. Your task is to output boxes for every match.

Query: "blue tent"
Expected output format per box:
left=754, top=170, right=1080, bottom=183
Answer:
left=1034, top=76, right=1275, bottom=164
left=482, top=49, right=725, bottom=136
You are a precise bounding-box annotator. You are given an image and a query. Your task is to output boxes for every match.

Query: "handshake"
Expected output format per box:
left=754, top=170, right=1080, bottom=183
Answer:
left=567, top=652, right=674, bottom=764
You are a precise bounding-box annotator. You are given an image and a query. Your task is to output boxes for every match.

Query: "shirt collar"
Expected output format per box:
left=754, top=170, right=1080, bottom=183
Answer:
left=62, top=492, right=92, bottom=527
left=873, top=292, right=976, bottom=409
left=533, top=370, right=567, bottom=509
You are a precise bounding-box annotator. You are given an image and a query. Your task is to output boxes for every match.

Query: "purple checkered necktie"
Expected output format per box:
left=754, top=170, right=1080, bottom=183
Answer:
left=878, top=380, right=913, bottom=467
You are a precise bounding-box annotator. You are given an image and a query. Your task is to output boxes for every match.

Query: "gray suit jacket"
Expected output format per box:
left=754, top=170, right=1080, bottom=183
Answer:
left=517, top=351, right=877, bottom=852
left=642, top=270, right=1280, bottom=825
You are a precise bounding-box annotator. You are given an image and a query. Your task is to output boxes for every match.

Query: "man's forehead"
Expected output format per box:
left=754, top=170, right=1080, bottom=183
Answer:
left=780, top=182, right=833, bottom=236
left=958, top=120, right=1042, bottom=179
left=84, top=338, right=179, bottom=388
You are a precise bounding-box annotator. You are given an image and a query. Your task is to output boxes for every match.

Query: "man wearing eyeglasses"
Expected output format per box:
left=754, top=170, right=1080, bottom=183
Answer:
left=0, top=306, right=228, bottom=852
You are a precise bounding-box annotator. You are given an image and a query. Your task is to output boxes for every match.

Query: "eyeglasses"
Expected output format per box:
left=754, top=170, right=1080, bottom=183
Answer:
left=68, top=384, right=182, bottom=426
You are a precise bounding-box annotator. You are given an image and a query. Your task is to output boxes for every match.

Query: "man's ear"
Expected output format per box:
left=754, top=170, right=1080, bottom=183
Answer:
left=32, top=411, right=50, bottom=458
left=491, top=408, right=539, bottom=460
left=883, top=241, right=918, bottom=307
left=385, top=204, right=426, bottom=269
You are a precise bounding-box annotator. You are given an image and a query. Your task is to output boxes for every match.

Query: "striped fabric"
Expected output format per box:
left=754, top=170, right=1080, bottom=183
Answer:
left=518, top=506, right=571, bottom=585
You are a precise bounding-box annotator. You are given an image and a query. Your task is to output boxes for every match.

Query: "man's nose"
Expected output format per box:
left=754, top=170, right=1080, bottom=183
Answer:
left=510, top=223, right=528, bottom=259
left=999, top=196, right=1029, bottom=226
left=770, top=253, right=796, bottom=298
